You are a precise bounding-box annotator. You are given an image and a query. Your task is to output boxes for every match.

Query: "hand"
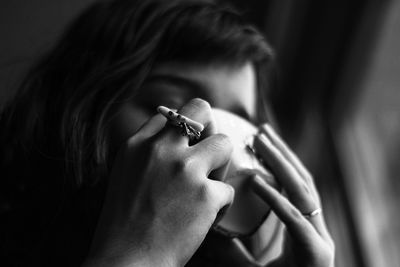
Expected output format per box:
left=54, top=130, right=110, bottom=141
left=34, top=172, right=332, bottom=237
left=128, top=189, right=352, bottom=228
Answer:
left=84, top=99, right=234, bottom=267
left=250, top=124, right=335, bottom=267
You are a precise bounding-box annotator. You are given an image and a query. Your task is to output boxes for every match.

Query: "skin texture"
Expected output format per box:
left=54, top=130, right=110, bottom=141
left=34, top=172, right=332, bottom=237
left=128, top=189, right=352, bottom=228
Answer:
left=252, top=125, right=335, bottom=267
left=84, top=63, right=335, bottom=267
left=85, top=63, right=257, bottom=266
left=86, top=99, right=235, bottom=266
left=107, top=62, right=257, bottom=152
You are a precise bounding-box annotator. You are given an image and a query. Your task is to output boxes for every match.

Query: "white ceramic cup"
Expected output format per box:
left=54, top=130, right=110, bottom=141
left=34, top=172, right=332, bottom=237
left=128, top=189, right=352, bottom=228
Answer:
left=212, top=108, right=279, bottom=237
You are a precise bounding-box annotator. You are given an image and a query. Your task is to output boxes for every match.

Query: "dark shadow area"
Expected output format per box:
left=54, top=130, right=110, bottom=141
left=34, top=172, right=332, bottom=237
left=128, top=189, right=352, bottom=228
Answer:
left=1, top=1, right=399, bottom=266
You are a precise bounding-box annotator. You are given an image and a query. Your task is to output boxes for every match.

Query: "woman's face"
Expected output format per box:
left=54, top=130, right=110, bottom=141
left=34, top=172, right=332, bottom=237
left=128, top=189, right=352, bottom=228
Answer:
left=109, top=62, right=257, bottom=150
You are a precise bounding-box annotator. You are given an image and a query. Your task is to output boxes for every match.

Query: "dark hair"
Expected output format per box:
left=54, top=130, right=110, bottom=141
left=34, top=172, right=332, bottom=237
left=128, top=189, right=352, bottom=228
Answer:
left=1, top=0, right=273, bottom=188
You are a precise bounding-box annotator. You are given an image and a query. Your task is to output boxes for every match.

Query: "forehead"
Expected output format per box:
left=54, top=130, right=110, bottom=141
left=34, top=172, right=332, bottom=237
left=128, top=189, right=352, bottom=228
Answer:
left=148, top=62, right=257, bottom=120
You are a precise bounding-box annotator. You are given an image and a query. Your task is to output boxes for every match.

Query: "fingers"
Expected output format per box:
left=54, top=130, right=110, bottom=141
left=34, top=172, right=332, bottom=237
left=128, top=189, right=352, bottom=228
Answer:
left=160, top=98, right=217, bottom=146
left=254, top=133, right=316, bottom=213
left=190, top=134, right=233, bottom=179
left=249, top=175, right=317, bottom=244
left=259, top=124, right=309, bottom=178
left=177, top=98, right=216, bottom=135
left=259, top=124, right=320, bottom=203
left=126, top=113, right=167, bottom=148
left=206, top=179, right=235, bottom=212
left=156, top=99, right=230, bottom=180
left=157, top=106, right=204, bottom=132
left=135, top=113, right=167, bottom=138
left=254, top=132, right=331, bottom=239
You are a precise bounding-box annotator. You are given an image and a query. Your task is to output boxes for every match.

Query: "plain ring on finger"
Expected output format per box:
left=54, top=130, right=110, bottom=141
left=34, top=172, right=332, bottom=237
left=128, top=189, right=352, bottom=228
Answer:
left=302, top=208, right=322, bottom=219
left=157, top=106, right=204, bottom=140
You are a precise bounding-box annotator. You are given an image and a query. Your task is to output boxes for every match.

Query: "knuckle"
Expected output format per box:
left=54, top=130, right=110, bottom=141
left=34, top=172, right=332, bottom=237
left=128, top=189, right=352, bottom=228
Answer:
left=303, top=172, right=315, bottom=185
left=225, top=184, right=235, bottom=202
left=215, top=133, right=233, bottom=147
left=288, top=205, right=304, bottom=222
left=300, top=180, right=312, bottom=196
left=195, top=182, right=222, bottom=215
left=197, top=182, right=214, bottom=203
left=172, top=156, right=196, bottom=175
left=210, top=134, right=233, bottom=152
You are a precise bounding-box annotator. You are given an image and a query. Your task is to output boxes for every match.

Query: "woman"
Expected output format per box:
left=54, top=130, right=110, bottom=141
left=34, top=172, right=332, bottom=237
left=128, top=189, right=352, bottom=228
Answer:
left=0, top=0, right=334, bottom=266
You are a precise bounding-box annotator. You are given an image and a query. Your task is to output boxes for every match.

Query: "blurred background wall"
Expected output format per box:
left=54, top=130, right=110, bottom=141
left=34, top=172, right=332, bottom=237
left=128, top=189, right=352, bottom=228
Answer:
left=0, top=0, right=95, bottom=107
left=1, top=1, right=399, bottom=266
